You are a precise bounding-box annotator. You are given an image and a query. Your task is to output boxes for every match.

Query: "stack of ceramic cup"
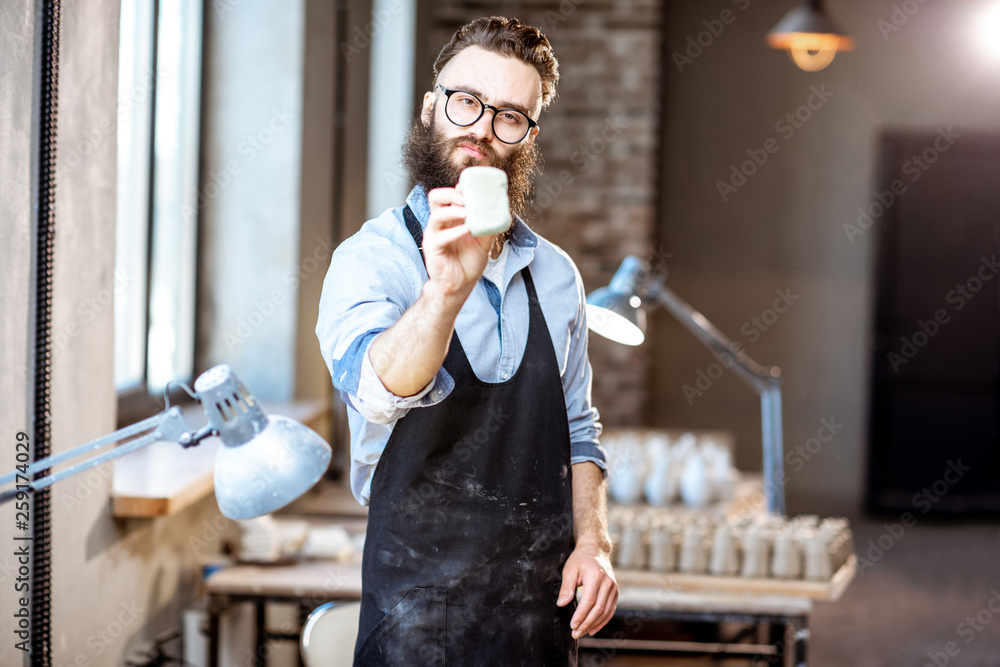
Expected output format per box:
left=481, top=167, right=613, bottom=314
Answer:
left=604, top=430, right=739, bottom=509
left=607, top=506, right=854, bottom=582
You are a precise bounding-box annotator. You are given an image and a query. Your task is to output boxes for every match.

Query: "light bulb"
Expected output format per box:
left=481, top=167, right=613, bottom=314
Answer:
left=788, top=33, right=840, bottom=72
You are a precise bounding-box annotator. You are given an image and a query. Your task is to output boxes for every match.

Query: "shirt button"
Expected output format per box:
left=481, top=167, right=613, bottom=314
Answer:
left=501, top=371, right=509, bottom=379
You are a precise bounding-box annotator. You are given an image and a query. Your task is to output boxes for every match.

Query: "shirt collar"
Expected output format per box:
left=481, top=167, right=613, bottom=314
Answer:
left=405, top=185, right=538, bottom=250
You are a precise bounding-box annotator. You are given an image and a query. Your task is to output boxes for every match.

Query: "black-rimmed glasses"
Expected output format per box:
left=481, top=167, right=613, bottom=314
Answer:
left=435, top=84, right=537, bottom=144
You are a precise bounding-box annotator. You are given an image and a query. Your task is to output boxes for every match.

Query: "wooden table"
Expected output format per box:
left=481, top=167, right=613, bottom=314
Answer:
left=205, top=559, right=363, bottom=667
left=585, top=555, right=855, bottom=667
left=204, top=556, right=852, bottom=667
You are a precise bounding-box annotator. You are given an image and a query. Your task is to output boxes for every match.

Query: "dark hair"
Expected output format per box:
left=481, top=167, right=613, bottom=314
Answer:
left=433, top=16, right=559, bottom=109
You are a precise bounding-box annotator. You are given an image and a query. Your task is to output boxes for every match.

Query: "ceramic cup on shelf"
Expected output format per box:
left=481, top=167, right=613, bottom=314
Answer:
left=648, top=523, right=676, bottom=572
left=709, top=523, right=739, bottom=576
left=804, top=532, right=833, bottom=581
left=617, top=521, right=646, bottom=570
left=644, top=449, right=678, bottom=507
left=679, top=524, right=708, bottom=574
left=703, top=440, right=737, bottom=502
left=608, top=433, right=645, bottom=505
left=680, top=449, right=710, bottom=508
left=771, top=528, right=802, bottom=579
left=740, top=527, right=771, bottom=578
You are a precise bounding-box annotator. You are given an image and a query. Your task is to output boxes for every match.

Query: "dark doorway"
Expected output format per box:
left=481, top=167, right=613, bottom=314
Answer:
left=867, top=129, right=1000, bottom=516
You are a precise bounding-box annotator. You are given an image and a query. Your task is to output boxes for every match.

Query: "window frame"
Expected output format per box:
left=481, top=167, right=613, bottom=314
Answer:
left=115, top=0, right=205, bottom=426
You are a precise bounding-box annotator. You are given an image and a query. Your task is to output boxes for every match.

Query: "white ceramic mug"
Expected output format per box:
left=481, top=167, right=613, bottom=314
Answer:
left=458, top=166, right=511, bottom=237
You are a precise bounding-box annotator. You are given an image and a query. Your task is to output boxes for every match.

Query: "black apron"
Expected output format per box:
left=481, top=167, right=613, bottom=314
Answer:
left=353, top=205, right=577, bottom=666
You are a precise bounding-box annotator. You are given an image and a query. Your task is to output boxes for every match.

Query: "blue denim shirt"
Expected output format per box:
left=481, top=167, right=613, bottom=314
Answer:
left=316, top=186, right=606, bottom=504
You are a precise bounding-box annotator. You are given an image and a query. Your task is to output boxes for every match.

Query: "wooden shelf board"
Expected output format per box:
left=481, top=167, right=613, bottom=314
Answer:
left=615, top=554, right=857, bottom=602
left=205, top=559, right=364, bottom=599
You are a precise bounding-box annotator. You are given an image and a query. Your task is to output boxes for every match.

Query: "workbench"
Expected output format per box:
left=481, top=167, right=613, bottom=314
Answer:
left=584, top=553, right=855, bottom=667
left=203, top=552, right=853, bottom=667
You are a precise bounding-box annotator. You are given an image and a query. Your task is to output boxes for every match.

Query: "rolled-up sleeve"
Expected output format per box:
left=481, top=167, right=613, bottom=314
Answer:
left=316, top=227, right=452, bottom=425
left=352, top=339, right=454, bottom=424
left=564, top=265, right=607, bottom=475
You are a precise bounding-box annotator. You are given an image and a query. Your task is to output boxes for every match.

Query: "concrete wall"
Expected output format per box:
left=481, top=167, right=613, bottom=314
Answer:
left=198, top=0, right=305, bottom=401
left=0, top=2, right=236, bottom=664
left=0, top=2, right=41, bottom=659
left=366, top=0, right=416, bottom=218
left=654, top=0, right=1000, bottom=515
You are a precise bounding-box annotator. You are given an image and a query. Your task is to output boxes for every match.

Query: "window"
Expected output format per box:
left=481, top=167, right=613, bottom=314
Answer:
left=115, top=0, right=203, bottom=406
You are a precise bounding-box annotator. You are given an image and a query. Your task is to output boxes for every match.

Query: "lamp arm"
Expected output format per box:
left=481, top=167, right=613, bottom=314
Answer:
left=0, top=407, right=190, bottom=504
left=647, top=283, right=781, bottom=394
left=646, top=281, right=786, bottom=515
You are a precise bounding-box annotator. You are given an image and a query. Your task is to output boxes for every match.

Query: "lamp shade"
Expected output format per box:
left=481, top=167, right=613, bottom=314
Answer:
left=767, top=1, right=855, bottom=71
left=586, top=256, right=649, bottom=346
left=194, top=365, right=332, bottom=520
left=212, top=415, right=332, bottom=520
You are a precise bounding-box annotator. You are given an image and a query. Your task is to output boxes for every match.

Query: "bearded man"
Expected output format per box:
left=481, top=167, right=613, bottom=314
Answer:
left=316, top=16, right=617, bottom=666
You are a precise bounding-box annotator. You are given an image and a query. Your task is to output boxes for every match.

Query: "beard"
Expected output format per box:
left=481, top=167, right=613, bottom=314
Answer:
left=402, top=113, right=541, bottom=225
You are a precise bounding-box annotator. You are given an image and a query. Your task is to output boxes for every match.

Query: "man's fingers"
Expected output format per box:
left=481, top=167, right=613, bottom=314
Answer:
left=602, top=585, right=619, bottom=629
left=424, top=223, right=470, bottom=248
left=426, top=187, right=465, bottom=231
left=427, top=186, right=462, bottom=208
left=557, top=564, right=579, bottom=607
left=426, top=204, right=467, bottom=233
left=570, top=572, right=603, bottom=637
left=576, top=577, right=616, bottom=637
left=570, top=570, right=601, bottom=635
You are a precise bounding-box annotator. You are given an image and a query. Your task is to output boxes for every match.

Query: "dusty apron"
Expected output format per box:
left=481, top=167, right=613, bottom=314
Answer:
left=353, top=205, right=577, bottom=666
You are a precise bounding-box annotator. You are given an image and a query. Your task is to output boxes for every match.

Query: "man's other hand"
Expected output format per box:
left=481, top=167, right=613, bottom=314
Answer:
left=557, top=543, right=618, bottom=639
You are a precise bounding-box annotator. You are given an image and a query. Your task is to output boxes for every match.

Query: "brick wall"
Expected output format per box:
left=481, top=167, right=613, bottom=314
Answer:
left=423, top=0, right=663, bottom=427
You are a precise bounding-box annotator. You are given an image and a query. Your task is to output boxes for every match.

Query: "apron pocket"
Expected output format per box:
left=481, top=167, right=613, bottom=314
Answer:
left=355, top=587, right=447, bottom=666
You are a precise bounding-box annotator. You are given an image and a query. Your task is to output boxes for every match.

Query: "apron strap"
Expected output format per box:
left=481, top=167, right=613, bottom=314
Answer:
left=402, top=204, right=425, bottom=264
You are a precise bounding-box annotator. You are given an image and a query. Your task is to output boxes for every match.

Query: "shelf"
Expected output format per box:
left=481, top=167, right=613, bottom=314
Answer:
left=614, top=553, right=857, bottom=602
left=111, top=399, right=330, bottom=518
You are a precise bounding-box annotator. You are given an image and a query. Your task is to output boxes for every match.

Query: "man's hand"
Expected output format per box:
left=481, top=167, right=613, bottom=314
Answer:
left=424, top=187, right=494, bottom=300
left=558, top=461, right=617, bottom=639
left=557, top=542, right=618, bottom=639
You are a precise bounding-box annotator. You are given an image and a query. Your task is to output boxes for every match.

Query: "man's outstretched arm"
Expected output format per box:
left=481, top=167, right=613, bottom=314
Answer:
left=369, top=187, right=493, bottom=397
left=558, top=461, right=618, bottom=639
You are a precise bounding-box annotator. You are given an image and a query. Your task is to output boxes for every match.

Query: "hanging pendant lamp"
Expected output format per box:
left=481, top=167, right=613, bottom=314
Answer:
left=767, top=0, right=855, bottom=72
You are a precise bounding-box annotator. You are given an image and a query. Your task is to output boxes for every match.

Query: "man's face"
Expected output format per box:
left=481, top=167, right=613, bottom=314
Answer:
left=403, top=46, right=543, bottom=220
left=424, top=45, right=542, bottom=167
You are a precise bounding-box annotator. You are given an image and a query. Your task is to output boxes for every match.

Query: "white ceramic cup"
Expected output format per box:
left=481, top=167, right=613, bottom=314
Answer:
left=740, top=529, right=770, bottom=578
left=648, top=525, right=676, bottom=572
left=679, top=525, right=708, bottom=574
left=458, top=166, right=511, bottom=237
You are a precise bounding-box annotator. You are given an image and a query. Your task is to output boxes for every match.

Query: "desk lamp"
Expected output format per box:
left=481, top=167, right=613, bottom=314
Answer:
left=587, top=256, right=786, bottom=515
left=0, top=365, right=332, bottom=520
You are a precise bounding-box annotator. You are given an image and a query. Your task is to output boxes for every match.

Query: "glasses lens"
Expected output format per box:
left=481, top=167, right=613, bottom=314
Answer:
left=493, top=109, right=529, bottom=144
left=445, top=92, right=483, bottom=126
